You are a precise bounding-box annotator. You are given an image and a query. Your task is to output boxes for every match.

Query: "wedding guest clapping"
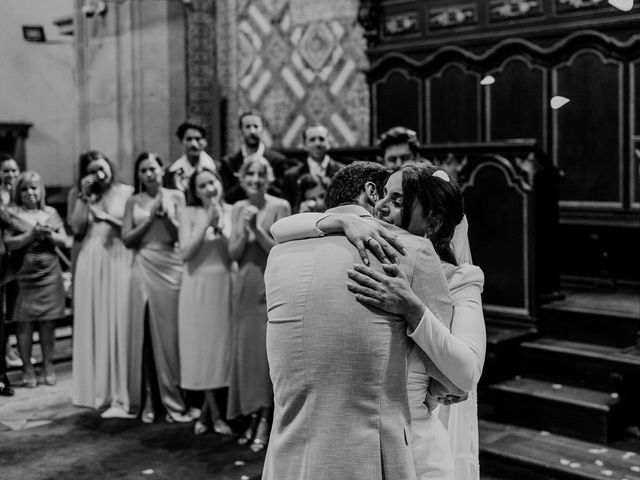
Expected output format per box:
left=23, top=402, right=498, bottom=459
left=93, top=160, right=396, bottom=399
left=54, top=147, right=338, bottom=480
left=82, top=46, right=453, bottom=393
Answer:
left=3, top=171, right=70, bottom=387
left=122, top=152, right=190, bottom=423
left=227, top=157, right=290, bottom=451
left=178, top=168, right=233, bottom=434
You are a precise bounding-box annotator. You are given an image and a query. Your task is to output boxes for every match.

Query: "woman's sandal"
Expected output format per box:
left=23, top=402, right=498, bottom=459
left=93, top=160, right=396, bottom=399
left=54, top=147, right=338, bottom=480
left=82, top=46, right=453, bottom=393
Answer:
left=250, top=417, right=269, bottom=452
left=238, top=414, right=258, bottom=445
left=22, top=376, right=37, bottom=388
left=212, top=419, right=233, bottom=436
left=194, top=420, right=209, bottom=435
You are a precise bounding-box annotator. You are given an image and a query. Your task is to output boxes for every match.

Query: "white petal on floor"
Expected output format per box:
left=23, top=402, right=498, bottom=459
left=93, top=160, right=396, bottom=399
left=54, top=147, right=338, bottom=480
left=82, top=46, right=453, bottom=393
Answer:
left=550, top=96, right=570, bottom=110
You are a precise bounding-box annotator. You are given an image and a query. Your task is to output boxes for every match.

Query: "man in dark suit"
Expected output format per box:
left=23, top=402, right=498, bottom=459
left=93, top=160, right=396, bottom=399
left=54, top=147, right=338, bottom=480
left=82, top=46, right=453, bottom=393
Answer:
left=223, top=110, right=292, bottom=204
left=281, top=123, right=345, bottom=206
left=166, top=119, right=229, bottom=198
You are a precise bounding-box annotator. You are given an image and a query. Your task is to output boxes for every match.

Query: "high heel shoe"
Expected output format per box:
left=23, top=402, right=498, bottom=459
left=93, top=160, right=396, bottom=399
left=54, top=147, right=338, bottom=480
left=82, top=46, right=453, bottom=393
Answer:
left=141, top=408, right=155, bottom=424
left=250, top=417, right=269, bottom=452
left=238, top=414, right=258, bottom=445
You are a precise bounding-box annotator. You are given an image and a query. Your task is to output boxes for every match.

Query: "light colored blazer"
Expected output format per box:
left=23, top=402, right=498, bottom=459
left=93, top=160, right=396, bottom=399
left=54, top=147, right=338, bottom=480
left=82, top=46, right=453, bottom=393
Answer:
left=263, top=205, right=453, bottom=480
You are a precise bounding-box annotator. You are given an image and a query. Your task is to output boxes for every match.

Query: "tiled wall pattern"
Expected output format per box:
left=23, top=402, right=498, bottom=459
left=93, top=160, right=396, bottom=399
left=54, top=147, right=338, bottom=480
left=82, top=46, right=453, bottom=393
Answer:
left=229, top=0, right=370, bottom=149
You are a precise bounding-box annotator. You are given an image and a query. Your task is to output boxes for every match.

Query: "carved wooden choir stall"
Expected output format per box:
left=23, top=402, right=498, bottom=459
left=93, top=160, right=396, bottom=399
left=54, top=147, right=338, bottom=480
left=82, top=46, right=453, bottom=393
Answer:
left=358, top=0, right=640, bottom=477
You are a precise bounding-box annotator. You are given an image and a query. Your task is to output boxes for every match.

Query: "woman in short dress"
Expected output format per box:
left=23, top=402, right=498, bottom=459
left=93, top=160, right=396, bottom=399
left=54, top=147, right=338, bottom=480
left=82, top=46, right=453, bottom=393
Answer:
left=178, top=168, right=233, bottom=435
left=4, top=171, right=70, bottom=387
left=122, top=152, right=190, bottom=423
left=227, top=156, right=291, bottom=451
left=69, top=151, right=134, bottom=417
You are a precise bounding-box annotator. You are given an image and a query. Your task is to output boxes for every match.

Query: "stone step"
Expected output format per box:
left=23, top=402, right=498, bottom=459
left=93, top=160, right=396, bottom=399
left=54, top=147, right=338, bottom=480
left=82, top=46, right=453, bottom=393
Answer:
left=482, top=318, right=537, bottom=385
left=488, top=377, right=625, bottom=443
left=539, top=289, right=640, bottom=348
left=480, top=419, right=640, bottom=480
left=520, top=338, right=640, bottom=392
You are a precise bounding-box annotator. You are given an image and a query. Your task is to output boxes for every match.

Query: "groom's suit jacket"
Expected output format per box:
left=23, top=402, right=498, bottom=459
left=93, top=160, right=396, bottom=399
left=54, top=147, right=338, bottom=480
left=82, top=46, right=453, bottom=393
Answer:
left=263, top=205, right=454, bottom=480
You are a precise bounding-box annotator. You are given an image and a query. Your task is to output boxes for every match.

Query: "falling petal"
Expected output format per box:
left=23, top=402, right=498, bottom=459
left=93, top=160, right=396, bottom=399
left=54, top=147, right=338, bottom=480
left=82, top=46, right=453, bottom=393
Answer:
left=570, top=463, right=581, bottom=468
left=595, top=460, right=604, bottom=467
left=480, top=75, right=496, bottom=86
left=241, top=476, right=250, bottom=480
left=551, top=96, right=570, bottom=109
left=560, top=459, right=571, bottom=465
left=552, top=384, right=563, bottom=389
left=608, top=0, right=634, bottom=11
left=540, top=431, right=550, bottom=436
left=623, top=452, right=636, bottom=460
left=611, top=392, right=620, bottom=399
left=234, top=461, right=246, bottom=466
left=590, top=448, right=608, bottom=454
left=602, top=470, right=613, bottom=476
left=142, top=470, right=154, bottom=475
left=631, top=466, right=640, bottom=472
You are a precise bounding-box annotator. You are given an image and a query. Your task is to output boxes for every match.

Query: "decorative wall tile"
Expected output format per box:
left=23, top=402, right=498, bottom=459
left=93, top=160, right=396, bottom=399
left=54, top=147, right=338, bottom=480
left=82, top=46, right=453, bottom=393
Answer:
left=489, top=0, right=544, bottom=21
left=429, top=4, right=478, bottom=31
left=225, top=0, right=369, bottom=147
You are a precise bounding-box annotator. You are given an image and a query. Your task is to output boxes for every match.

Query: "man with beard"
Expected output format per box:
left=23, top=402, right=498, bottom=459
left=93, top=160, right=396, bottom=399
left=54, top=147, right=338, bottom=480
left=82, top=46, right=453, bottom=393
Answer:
left=167, top=120, right=227, bottom=197
left=222, top=111, right=291, bottom=203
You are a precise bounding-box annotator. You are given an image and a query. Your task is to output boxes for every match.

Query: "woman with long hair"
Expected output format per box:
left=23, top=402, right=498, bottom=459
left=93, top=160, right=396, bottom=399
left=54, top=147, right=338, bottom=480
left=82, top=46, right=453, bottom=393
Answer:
left=227, top=156, right=291, bottom=451
left=3, top=171, right=70, bottom=387
left=69, top=150, right=134, bottom=418
left=122, top=152, right=190, bottom=423
left=178, top=168, right=233, bottom=434
left=270, top=162, right=485, bottom=480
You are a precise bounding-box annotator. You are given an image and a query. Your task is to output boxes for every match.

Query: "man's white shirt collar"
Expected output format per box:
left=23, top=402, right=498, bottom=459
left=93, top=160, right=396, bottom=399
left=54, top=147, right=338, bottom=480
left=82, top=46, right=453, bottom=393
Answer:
left=307, top=155, right=330, bottom=178
left=168, top=151, right=217, bottom=175
left=241, top=142, right=266, bottom=161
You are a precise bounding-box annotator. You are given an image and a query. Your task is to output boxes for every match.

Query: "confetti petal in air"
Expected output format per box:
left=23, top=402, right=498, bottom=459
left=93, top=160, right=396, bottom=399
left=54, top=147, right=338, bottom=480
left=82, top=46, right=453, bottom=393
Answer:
left=480, top=75, right=496, bottom=86
left=595, top=460, right=604, bottom=467
left=608, top=0, right=634, bottom=11
left=623, top=452, right=636, bottom=460
left=551, top=96, right=571, bottom=110
left=142, top=470, right=154, bottom=475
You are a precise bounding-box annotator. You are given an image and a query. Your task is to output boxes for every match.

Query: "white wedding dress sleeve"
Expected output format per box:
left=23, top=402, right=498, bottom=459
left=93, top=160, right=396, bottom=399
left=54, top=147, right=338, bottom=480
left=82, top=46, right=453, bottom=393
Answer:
left=409, top=264, right=485, bottom=480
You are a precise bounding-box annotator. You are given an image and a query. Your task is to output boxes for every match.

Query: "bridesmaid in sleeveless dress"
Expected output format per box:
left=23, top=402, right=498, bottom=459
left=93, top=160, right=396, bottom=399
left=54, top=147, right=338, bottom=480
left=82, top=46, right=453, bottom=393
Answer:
left=122, top=152, right=192, bottom=423
left=178, top=168, right=234, bottom=435
left=227, top=157, right=291, bottom=451
left=69, top=151, right=134, bottom=417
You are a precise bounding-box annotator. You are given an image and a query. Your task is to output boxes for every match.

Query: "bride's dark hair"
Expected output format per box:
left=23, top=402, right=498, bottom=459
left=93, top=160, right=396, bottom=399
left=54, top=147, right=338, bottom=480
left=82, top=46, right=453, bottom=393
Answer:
left=399, top=163, right=464, bottom=265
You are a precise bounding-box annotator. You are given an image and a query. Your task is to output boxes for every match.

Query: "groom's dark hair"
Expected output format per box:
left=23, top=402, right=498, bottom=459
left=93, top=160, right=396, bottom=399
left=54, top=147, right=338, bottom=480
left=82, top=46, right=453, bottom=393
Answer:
left=324, top=161, right=390, bottom=209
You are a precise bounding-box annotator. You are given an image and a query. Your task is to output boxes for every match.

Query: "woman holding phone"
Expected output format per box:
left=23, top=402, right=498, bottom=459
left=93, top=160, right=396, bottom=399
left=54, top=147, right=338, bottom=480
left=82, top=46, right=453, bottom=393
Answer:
left=69, top=151, right=134, bottom=417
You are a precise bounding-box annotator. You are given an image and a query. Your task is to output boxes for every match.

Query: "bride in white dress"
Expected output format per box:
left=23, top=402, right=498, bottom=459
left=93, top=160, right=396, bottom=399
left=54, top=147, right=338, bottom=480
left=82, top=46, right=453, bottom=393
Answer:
left=270, top=163, right=485, bottom=480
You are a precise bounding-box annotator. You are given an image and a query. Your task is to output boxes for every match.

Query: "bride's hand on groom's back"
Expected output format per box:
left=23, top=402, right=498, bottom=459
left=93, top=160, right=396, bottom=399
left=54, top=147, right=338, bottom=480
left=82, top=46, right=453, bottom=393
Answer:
left=341, top=216, right=405, bottom=266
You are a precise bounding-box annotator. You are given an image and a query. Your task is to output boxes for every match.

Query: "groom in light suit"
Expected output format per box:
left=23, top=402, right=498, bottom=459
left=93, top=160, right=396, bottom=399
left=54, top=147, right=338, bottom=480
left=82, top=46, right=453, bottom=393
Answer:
left=263, top=162, right=458, bottom=480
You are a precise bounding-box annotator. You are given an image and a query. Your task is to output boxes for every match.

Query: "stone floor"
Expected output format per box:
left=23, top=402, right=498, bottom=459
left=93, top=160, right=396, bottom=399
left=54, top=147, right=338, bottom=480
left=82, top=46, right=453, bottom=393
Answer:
left=0, top=362, right=265, bottom=480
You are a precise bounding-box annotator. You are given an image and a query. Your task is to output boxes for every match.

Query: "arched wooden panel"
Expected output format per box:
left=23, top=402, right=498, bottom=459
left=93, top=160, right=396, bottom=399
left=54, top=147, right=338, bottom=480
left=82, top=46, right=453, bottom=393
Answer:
left=631, top=61, right=640, bottom=208
left=553, top=50, right=623, bottom=207
left=488, top=57, right=546, bottom=146
left=427, top=63, right=481, bottom=144
left=463, top=160, right=530, bottom=315
left=372, top=69, right=421, bottom=141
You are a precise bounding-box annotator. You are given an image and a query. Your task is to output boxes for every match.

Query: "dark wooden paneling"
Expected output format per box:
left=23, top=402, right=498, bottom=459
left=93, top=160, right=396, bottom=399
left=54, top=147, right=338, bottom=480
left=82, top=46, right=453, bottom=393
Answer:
left=490, top=59, right=545, bottom=145
left=554, top=51, right=622, bottom=205
left=428, top=64, right=481, bottom=143
left=464, top=162, right=527, bottom=311
left=373, top=70, right=421, bottom=140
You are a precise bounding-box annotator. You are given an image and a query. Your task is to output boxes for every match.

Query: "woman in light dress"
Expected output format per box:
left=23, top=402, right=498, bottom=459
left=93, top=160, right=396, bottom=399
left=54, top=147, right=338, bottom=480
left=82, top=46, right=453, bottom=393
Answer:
left=270, top=162, right=485, bottom=480
left=178, top=168, right=233, bottom=435
left=69, top=151, right=134, bottom=418
left=122, top=152, right=191, bottom=423
left=3, top=171, right=70, bottom=387
left=226, top=157, right=291, bottom=451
